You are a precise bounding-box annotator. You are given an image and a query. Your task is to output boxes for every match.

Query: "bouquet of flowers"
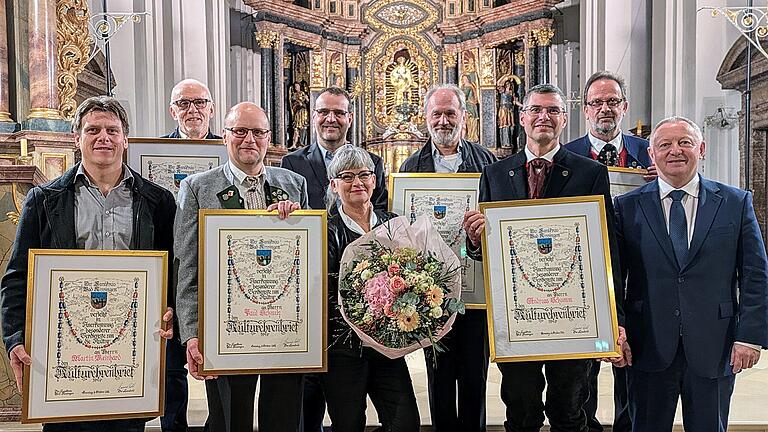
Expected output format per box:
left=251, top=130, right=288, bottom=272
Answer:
left=338, top=215, right=464, bottom=359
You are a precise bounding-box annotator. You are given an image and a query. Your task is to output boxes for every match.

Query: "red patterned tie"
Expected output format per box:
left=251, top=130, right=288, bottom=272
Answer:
left=527, top=158, right=553, bottom=199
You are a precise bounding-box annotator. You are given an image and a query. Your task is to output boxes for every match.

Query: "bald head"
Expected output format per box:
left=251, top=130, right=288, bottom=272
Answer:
left=224, top=102, right=270, bottom=128
left=168, top=79, right=215, bottom=139
left=222, top=102, right=272, bottom=176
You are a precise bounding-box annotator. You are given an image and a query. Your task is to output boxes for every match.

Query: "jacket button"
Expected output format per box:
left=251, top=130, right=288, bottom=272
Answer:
left=674, top=309, right=680, bottom=317
left=678, top=277, right=684, bottom=283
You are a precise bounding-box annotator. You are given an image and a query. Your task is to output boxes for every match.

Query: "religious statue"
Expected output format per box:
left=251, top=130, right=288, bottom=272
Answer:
left=460, top=74, right=480, bottom=143
left=390, top=56, right=415, bottom=107
left=289, top=81, right=310, bottom=149
left=497, top=77, right=521, bottom=150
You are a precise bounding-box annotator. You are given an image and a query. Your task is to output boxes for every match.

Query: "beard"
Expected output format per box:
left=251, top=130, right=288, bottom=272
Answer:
left=591, top=117, right=618, bottom=136
left=428, top=123, right=462, bottom=148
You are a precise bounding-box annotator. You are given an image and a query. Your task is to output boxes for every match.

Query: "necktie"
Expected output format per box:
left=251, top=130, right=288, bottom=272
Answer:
left=597, top=143, right=619, bottom=166
left=668, top=190, right=688, bottom=267
left=527, top=158, right=552, bottom=199
left=244, top=175, right=266, bottom=210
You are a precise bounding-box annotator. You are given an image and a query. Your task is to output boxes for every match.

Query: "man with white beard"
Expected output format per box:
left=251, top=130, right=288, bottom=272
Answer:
left=399, top=84, right=496, bottom=432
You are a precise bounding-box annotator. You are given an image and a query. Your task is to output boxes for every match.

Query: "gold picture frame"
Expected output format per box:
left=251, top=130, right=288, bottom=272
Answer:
left=608, top=166, right=648, bottom=198
left=479, top=195, right=620, bottom=363
left=23, top=249, right=168, bottom=424
left=198, top=209, right=328, bottom=375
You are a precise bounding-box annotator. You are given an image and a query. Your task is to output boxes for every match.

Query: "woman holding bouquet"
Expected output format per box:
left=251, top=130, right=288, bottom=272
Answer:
left=322, top=144, right=420, bottom=431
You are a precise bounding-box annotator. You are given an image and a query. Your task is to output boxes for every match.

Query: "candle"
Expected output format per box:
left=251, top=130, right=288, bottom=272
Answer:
left=636, top=119, right=643, bottom=136
left=20, top=138, right=27, bottom=157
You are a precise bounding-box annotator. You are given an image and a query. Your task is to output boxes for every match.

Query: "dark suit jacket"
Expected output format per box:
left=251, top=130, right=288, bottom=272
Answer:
left=468, top=146, right=624, bottom=321
left=398, top=139, right=497, bottom=174
left=615, top=177, right=768, bottom=378
left=161, top=127, right=222, bottom=139
left=565, top=133, right=651, bottom=169
left=0, top=164, right=176, bottom=353
left=281, top=143, right=388, bottom=211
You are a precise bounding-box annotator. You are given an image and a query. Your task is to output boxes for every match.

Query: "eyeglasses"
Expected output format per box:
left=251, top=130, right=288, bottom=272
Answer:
left=335, top=170, right=375, bottom=183
left=225, top=127, right=271, bottom=139
left=522, top=106, right=566, bottom=116
left=585, top=98, right=624, bottom=108
left=315, top=108, right=349, bottom=118
left=172, top=98, right=211, bottom=110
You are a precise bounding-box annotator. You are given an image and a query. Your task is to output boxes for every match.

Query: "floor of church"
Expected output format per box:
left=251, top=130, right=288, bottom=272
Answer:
left=4, top=351, right=768, bottom=431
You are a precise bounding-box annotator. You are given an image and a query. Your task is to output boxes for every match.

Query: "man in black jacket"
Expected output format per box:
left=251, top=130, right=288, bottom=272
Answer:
left=0, top=96, right=175, bottom=431
left=399, top=84, right=496, bottom=432
left=463, top=84, right=625, bottom=432
left=162, top=79, right=222, bottom=140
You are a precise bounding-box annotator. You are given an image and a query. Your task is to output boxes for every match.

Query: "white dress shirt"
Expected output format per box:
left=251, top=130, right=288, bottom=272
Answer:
left=432, top=142, right=463, bottom=173
left=524, top=144, right=560, bottom=163
left=588, top=131, right=624, bottom=155
left=339, top=205, right=378, bottom=235
left=228, top=161, right=266, bottom=201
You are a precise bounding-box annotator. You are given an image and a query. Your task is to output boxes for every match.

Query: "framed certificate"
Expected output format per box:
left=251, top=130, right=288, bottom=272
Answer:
left=389, top=173, right=486, bottom=308
left=608, top=166, right=647, bottom=199
left=479, top=195, right=620, bottom=362
left=127, top=138, right=228, bottom=199
left=23, top=250, right=168, bottom=424
left=199, top=210, right=327, bottom=375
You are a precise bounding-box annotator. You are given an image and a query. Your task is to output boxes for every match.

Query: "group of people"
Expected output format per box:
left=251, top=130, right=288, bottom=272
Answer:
left=0, top=70, right=765, bottom=432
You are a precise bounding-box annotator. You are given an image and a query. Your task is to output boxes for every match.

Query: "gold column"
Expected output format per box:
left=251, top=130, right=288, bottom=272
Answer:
left=27, top=0, right=64, bottom=120
left=0, top=2, right=13, bottom=122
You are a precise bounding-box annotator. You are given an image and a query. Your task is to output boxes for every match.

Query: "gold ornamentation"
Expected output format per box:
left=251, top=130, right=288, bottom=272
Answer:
left=514, top=50, right=526, bottom=66
left=363, top=0, right=439, bottom=35
left=0, top=111, right=12, bottom=122
left=531, top=28, right=555, bottom=47
left=283, top=54, right=292, bottom=69
left=350, top=77, right=363, bottom=99
left=479, top=49, right=496, bottom=88
left=27, top=108, right=64, bottom=120
left=283, top=37, right=320, bottom=50
left=56, top=0, right=93, bottom=119
left=327, top=52, right=345, bottom=88
left=347, top=53, right=361, bottom=69
left=255, top=30, right=279, bottom=49
left=6, top=211, right=19, bottom=226
left=310, top=50, right=325, bottom=89
left=443, top=52, right=457, bottom=68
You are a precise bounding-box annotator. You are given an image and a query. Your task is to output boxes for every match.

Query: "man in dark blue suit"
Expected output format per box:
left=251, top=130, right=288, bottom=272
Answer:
left=463, top=84, right=624, bottom=432
left=565, top=71, right=651, bottom=432
left=615, top=116, right=768, bottom=431
left=162, top=79, right=222, bottom=140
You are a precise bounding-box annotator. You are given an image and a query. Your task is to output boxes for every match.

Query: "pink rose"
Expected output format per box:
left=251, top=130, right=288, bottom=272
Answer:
left=384, top=301, right=397, bottom=318
left=388, top=263, right=401, bottom=275
left=389, top=275, right=407, bottom=294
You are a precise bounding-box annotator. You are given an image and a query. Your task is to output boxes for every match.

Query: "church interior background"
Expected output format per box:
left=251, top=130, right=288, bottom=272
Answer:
left=0, top=0, right=768, bottom=429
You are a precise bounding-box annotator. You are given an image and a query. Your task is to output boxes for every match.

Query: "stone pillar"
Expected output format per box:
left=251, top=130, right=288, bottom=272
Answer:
left=284, top=54, right=293, bottom=147
left=527, top=33, right=539, bottom=86
left=0, top=2, right=14, bottom=130
left=309, top=49, right=325, bottom=145
left=532, top=28, right=554, bottom=84
left=514, top=49, right=527, bottom=152
left=443, top=52, right=458, bottom=84
left=346, top=53, right=361, bottom=145
left=478, top=48, right=496, bottom=149
left=272, top=36, right=284, bottom=146
left=256, top=30, right=277, bottom=138
left=25, top=0, right=68, bottom=131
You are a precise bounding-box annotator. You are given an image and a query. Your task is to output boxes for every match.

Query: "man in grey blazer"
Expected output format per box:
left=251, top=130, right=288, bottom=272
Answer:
left=174, top=102, right=308, bottom=432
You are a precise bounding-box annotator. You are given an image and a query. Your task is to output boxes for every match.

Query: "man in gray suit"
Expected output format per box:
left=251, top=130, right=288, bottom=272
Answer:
left=174, top=102, right=308, bottom=432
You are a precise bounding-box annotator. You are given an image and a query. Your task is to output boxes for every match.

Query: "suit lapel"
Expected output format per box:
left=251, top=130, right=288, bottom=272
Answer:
left=307, top=144, right=329, bottom=188
left=638, top=181, right=678, bottom=267
left=506, top=151, right=527, bottom=198
left=622, top=134, right=645, bottom=168
left=544, top=147, right=573, bottom=198
left=683, top=179, right=722, bottom=270
left=43, top=190, right=77, bottom=248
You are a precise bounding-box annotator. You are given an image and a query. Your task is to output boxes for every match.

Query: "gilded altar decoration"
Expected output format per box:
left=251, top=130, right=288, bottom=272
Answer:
left=514, top=50, right=526, bottom=67
left=496, top=49, right=522, bottom=150
left=310, top=50, right=325, bottom=89
left=443, top=52, right=458, bottom=68
left=531, top=28, right=555, bottom=47
left=289, top=82, right=310, bottom=149
left=347, top=52, right=361, bottom=69
left=460, top=50, right=481, bottom=143
left=479, top=48, right=496, bottom=89
left=56, top=0, right=93, bottom=119
left=255, top=30, right=279, bottom=49
left=327, top=52, right=345, bottom=88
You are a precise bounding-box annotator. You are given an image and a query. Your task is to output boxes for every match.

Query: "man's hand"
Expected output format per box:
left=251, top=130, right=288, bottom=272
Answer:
left=601, top=326, right=632, bottom=367
left=10, top=345, right=31, bottom=393
left=185, top=337, right=216, bottom=380
left=159, top=307, right=174, bottom=340
left=463, top=210, right=485, bottom=247
left=267, top=200, right=300, bottom=220
left=643, top=165, right=658, bottom=182
left=731, top=344, right=761, bottom=374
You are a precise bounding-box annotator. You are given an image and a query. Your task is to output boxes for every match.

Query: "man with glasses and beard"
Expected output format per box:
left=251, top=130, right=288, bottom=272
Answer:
left=163, top=79, right=222, bottom=140
left=399, top=84, right=495, bottom=432
left=565, top=71, right=653, bottom=432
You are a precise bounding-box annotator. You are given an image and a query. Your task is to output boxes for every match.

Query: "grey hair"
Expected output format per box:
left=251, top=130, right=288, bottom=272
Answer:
left=169, top=78, right=213, bottom=105
left=649, top=116, right=704, bottom=146
left=582, top=71, right=628, bottom=105
left=423, top=84, right=467, bottom=112
left=72, top=96, right=130, bottom=135
left=324, top=144, right=375, bottom=212
left=522, top=84, right=567, bottom=110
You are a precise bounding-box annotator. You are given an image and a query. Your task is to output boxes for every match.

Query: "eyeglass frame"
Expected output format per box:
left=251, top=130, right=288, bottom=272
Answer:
left=171, top=98, right=212, bottom=110
left=224, top=127, right=271, bottom=139
left=584, top=98, right=625, bottom=108
left=334, top=170, right=375, bottom=183
left=314, top=108, right=350, bottom=119
left=521, top=105, right=567, bottom=116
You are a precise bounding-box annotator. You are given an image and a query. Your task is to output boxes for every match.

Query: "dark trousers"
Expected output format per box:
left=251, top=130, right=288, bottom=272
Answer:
left=320, top=347, right=420, bottom=432
left=627, top=343, right=735, bottom=432
left=205, top=373, right=303, bottom=432
left=43, top=419, right=145, bottom=431
left=498, top=359, right=591, bottom=432
left=424, top=309, right=489, bottom=432
left=584, top=362, right=631, bottom=432
left=300, top=373, right=326, bottom=432
left=162, top=334, right=189, bottom=432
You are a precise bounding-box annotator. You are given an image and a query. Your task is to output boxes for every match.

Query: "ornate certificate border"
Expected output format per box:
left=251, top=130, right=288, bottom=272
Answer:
left=479, top=195, right=620, bottom=362
left=23, top=250, right=168, bottom=424
left=388, top=173, right=486, bottom=308
left=127, top=138, right=228, bottom=199
left=199, top=210, right=328, bottom=375
left=608, top=166, right=648, bottom=198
